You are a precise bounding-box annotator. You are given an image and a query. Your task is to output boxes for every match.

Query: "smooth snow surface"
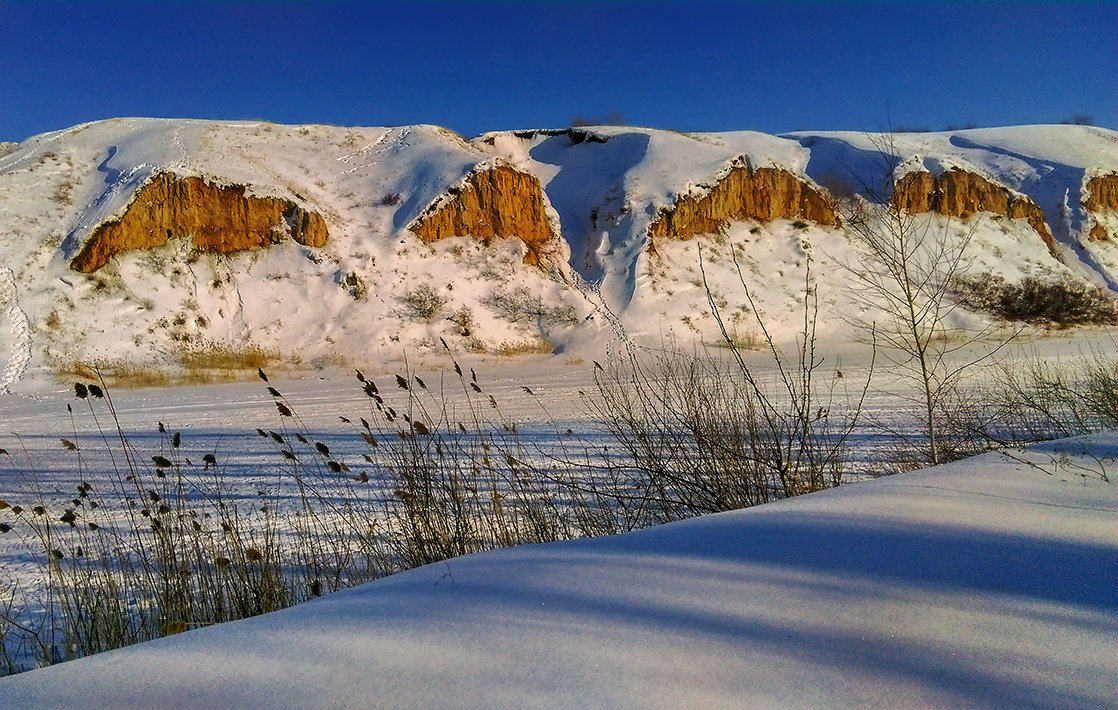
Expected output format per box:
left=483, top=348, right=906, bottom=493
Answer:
left=3, top=435, right=1114, bottom=709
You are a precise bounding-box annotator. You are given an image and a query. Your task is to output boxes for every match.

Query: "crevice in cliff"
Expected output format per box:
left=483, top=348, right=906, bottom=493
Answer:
left=408, top=163, right=557, bottom=266
left=647, top=158, right=840, bottom=251
left=1083, top=173, right=1118, bottom=241
left=71, top=173, right=329, bottom=273
left=891, top=168, right=1054, bottom=248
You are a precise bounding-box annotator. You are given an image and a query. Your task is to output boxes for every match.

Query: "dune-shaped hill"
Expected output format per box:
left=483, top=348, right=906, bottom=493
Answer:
left=0, top=119, right=1115, bottom=388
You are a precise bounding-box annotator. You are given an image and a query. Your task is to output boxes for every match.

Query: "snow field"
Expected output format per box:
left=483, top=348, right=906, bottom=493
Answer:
left=0, top=420, right=1112, bottom=709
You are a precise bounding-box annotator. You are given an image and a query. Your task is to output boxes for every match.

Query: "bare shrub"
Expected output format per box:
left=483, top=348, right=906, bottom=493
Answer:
left=449, top=306, right=475, bottom=336
left=867, top=349, right=1118, bottom=478
left=834, top=130, right=1014, bottom=466
left=581, top=253, right=868, bottom=533
left=871, top=380, right=1004, bottom=475
left=979, top=352, right=1118, bottom=442
left=496, top=338, right=552, bottom=356
left=951, top=273, right=1118, bottom=328
left=484, top=289, right=577, bottom=327
left=402, top=285, right=447, bottom=322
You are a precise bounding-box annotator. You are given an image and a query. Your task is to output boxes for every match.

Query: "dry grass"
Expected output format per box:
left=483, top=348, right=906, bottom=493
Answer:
left=712, top=328, right=764, bottom=351
left=0, top=362, right=583, bottom=672
left=26, top=338, right=1106, bottom=674
left=496, top=338, right=553, bottom=356
left=54, top=345, right=281, bottom=390
left=55, top=361, right=174, bottom=390
left=180, top=343, right=279, bottom=379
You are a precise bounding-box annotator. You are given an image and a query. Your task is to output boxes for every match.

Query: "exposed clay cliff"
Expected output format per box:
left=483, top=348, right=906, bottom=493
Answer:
left=892, top=168, right=1054, bottom=248
left=1083, top=173, right=1118, bottom=241
left=647, top=160, right=839, bottom=249
left=410, top=164, right=556, bottom=265
left=71, top=173, right=328, bottom=273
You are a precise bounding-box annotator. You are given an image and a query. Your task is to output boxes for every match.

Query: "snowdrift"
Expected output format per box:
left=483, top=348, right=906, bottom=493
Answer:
left=1, top=434, right=1113, bottom=709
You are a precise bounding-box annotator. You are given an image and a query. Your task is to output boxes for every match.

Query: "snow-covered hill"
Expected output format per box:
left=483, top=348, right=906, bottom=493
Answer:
left=1, top=119, right=1115, bottom=388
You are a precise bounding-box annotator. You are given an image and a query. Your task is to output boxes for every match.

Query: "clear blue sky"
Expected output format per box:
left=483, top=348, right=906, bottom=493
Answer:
left=1, top=1, right=1113, bottom=142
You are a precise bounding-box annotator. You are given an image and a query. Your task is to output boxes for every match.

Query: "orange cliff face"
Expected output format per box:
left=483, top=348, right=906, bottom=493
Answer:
left=1083, top=173, right=1118, bottom=241
left=70, top=173, right=328, bottom=273
left=647, top=162, right=839, bottom=249
left=891, top=168, right=1054, bottom=249
left=409, top=164, right=557, bottom=266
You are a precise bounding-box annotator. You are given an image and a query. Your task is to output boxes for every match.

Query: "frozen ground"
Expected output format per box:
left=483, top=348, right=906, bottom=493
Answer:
left=0, top=329, right=1115, bottom=706
left=0, top=422, right=1112, bottom=709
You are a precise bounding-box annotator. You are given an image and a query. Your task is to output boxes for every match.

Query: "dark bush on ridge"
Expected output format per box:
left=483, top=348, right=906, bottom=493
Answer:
left=951, top=274, right=1118, bottom=328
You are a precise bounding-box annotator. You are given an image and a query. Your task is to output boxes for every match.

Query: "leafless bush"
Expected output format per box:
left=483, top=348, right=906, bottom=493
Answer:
left=581, top=252, right=868, bottom=532
left=834, top=130, right=1016, bottom=466
left=449, top=306, right=475, bottom=336
left=978, top=352, right=1118, bottom=442
left=951, top=273, right=1118, bottom=328
left=867, top=350, right=1118, bottom=476
left=484, top=289, right=578, bottom=327
left=402, top=285, right=447, bottom=322
left=871, top=382, right=1005, bottom=474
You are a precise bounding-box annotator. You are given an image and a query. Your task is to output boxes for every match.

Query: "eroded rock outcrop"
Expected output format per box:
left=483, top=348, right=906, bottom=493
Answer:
left=410, top=164, right=556, bottom=265
left=71, top=173, right=328, bottom=273
left=892, top=168, right=1054, bottom=248
left=1083, top=173, right=1118, bottom=241
left=647, top=160, right=839, bottom=248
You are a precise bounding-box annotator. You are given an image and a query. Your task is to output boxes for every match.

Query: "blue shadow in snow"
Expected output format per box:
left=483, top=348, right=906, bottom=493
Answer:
left=529, top=130, right=650, bottom=286
left=945, top=135, right=1118, bottom=289
left=391, top=162, right=474, bottom=232
left=590, top=511, right=1118, bottom=613
left=793, top=134, right=896, bottom=202
left=97, top=145, right=122, bottom=185
left=61, top=145, right=136, bottom=259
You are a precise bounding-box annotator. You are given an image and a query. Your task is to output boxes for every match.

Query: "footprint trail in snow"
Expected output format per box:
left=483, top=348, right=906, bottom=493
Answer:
left=0, top=267, right=32, bottom=394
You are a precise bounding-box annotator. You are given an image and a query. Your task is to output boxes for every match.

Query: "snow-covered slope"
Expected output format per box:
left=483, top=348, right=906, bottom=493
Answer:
left=1, top=434, right=1113, bottom=709
left=1, top=120, right=1115, bottom=388
left=791, top=126, right=1118, bottom=287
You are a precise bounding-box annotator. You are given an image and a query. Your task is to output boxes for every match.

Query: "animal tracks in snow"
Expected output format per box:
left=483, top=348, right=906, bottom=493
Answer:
left=0, top=268, right=32, bottom=394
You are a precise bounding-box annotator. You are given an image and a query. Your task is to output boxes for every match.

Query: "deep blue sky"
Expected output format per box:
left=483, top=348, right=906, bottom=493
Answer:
left=1, top=1, right=1113, bottom=142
